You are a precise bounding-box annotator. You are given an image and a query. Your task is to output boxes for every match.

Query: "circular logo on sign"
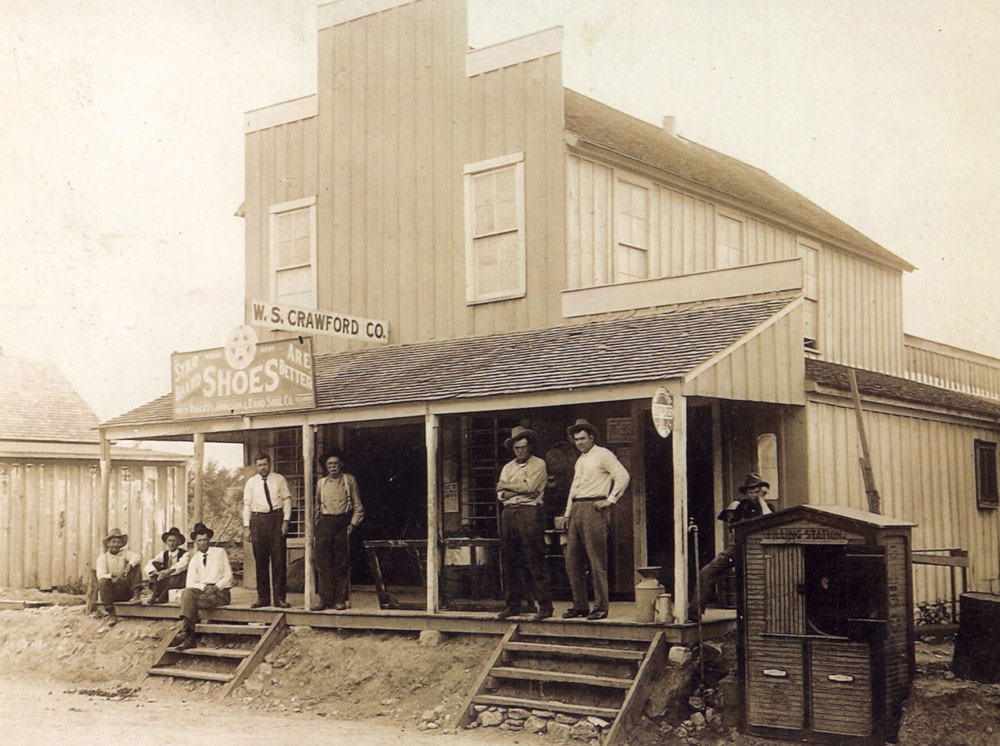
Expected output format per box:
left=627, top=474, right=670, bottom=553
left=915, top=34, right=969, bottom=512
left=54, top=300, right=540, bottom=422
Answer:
left=651, top=386, right=674, bottom=439
left=224, top=325, right=258, bottom=370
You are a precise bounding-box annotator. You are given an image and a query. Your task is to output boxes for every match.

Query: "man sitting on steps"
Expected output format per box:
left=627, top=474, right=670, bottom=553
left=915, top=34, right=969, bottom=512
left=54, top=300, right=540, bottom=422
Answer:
left=173, top=522, right=233, bottom=651
left=95, top=527, right=143, bottom=627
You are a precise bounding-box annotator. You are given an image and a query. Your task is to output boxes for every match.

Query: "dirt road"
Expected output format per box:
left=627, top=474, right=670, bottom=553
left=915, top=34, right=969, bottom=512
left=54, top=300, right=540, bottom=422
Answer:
left=0, top=676, right=511, bottom=746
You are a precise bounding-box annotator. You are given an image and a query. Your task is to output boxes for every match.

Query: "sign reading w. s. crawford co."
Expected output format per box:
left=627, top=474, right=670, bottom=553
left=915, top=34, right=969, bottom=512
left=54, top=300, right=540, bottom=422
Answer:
left=171, top=331, right=316, bottom=420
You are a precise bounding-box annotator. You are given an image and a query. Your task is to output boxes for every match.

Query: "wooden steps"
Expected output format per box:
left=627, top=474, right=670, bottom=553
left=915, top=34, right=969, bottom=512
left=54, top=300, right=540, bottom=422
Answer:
left=458, top=624, right=668, bottom=745
left=144, top=614, right=287, bottom=697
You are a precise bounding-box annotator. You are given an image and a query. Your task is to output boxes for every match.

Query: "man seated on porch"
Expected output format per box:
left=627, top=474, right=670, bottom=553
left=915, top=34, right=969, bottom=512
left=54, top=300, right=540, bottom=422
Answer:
left=558, top=419, right=630, bottom=621
left=173, top=522, right=233, bottom=651
left=692, top=473, right=772, bottom=619
left=95, top=527, right=143, bottom=627
left=143, top=526, right=190, bottom=604
left=495, top=426, right=554, bottom=621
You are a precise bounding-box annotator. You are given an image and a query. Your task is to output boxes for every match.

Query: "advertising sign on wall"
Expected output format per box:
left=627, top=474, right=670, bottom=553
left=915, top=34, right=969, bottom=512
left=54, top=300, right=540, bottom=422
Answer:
left=171, top=328, right=316, bottom=419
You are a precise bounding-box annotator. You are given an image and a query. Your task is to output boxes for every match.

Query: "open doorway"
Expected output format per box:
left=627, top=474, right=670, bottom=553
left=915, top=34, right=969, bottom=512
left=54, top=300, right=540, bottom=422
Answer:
left=344, top=424, right=426, bottom=587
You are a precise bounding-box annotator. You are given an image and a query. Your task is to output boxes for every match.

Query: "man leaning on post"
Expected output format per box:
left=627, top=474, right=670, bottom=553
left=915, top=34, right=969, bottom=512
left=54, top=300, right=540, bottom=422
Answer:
left=243, top=453, right=292, bottom=608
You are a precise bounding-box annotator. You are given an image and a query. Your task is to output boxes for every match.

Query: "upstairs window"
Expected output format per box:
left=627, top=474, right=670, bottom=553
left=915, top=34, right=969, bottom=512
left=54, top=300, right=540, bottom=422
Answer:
left=975, top=440, right=998, bottom=509
left=464, top=153, right=526, bottom=303
left=614, top=179, right=650, bottom=282
left=269, top=196, right=317, bottom=307
left=716, top=213, right=744, bottom=268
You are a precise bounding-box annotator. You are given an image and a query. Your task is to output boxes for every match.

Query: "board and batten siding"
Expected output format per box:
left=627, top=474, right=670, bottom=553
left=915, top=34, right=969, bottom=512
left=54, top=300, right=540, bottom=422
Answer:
left=566, top=153, right=905, bottom=375
left=811, top=242, right=905, bottom=376
left=806, top=398, right=1000, bottom=604
left=466, top=52, right=566, bottom=337
left=244, top=114, right=319, bottom=321
left=0, top=459, right=187, bottom=590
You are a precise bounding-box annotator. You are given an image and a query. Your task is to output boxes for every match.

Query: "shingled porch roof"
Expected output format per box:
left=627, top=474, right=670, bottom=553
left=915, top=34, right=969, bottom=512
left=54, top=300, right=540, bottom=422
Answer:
left=102, top=297, right=791, bottom=430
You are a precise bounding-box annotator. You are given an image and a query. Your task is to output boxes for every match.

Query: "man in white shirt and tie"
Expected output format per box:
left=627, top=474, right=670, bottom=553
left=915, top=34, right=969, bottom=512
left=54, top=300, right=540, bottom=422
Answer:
left=173, top=522, right=234, bottom=650
left=243, top=454, right=293, bottom=608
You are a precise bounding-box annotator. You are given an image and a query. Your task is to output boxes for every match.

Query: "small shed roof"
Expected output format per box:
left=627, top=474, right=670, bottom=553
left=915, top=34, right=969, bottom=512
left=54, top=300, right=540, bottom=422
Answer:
left=564, top=89, right=915, bottom=272
left=102, top=297, right=791, bottom=430
left=806, top=358, right=1000, bottom=419
left=0, top=353, right=100, bottom=443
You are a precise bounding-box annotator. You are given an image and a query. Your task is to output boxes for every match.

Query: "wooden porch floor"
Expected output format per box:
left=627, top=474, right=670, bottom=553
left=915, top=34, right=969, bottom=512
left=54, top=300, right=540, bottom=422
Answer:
left=114, top=587, right=736, bottom=644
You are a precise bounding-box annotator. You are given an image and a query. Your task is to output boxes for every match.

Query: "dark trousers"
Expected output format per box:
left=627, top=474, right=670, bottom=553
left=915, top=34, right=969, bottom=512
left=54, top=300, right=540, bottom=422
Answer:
left=565, top=501, right=611, bottom=612
left=500, top=504, right=552, bottom=613
left=97, top=564, right=143, bottom=610
left=316, top=512, right=352, bottom=606
left=179, top=586, right=232, bottom=628
left=695, top=547, right=735, bottom=612
left=250, top=510, right=287, bottom=603
left=148, top=571, right=187, bottom=603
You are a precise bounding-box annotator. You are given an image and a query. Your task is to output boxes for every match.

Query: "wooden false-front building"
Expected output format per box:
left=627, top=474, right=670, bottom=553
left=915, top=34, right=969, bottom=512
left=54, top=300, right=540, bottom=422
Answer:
left=0, top=352, right=188, bottom=590
left=100, top=0, right=1000, bottom=621
left=736, top=505, right=914, bottom=745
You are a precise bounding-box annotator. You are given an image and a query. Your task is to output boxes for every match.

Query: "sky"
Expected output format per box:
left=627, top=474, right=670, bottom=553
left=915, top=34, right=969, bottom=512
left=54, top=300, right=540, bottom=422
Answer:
left=2, top=0, right=999, bottom=454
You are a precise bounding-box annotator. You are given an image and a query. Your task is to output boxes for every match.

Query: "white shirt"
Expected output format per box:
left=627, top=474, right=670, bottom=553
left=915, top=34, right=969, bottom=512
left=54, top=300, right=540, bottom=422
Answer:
left=243, top=471, right=293, bottom=526
left=144, top=547, right=190, bottom=576
left=496, top=456, right=547, bottom=507
left=96, top=549, right=141, bottom=580
left=565, top=444, right=630, bottom=517
left=185, top=546, right=234, bottom=591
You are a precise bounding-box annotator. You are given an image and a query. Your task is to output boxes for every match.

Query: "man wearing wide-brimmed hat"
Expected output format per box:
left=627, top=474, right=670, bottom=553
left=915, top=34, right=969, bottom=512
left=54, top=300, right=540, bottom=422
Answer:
left=693, top=473, right=773, bottom=618
left=495, top=426, right=553, bottom=621
left=143, top=526, right=190, bottom=605
left=95, top=527, right=143, bottom=626
left=173, top=522, right=234, bottom=650
left=559, top=419, right=630, bottom=621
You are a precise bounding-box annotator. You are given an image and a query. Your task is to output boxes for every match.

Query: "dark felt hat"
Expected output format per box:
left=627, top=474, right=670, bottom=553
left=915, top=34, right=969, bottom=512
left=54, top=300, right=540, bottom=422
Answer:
left=738, top=473, right=770, bottom=494
left=504, top=425, right=538, bottom=451
left=566, top=418, right=598, bottom=440
left=189, top=522, right=215, bottom=540
left=161, top=526, right=185, bottom=543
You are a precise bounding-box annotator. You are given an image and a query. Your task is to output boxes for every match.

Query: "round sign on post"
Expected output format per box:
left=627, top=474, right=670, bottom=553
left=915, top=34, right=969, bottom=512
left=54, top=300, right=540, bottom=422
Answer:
left=651, top=386, right=674, bottom=438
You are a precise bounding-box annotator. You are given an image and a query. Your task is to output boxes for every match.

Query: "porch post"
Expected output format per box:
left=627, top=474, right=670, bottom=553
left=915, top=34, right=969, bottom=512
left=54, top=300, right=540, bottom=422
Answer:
left=712, top=401, right=725, bottom=555
left=670, top=385, right=689, bottom=624
left=302, top=423, right=315, bottom=610
left=425, top=411, right=440, bottom=613
left=192, top=432, right=205, bottom=523
left=98, top=430, right=111, bottom=545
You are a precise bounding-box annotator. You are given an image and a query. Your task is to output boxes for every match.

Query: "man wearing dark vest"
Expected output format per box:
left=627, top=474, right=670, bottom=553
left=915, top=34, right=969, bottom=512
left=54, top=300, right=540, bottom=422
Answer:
left=143, top=526, right=190, bottom=604
left=243, top=453, right=292, bottom=608
left=693, top=472, right=773, bottom=617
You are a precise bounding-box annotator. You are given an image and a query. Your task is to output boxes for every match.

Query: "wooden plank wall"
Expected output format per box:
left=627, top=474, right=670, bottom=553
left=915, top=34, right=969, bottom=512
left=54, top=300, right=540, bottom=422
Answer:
left=466, top=53, right=566, bottom=338
left=0, top=459, right=187, bottom=590
left=566, top=154, right=906, bottom=376
left=905, top=336, right=1000, bottom=400
left=814, top=245, right=904, bottom=376
left=244, top=114, right=319, bottom=321
left=807, top=399, right=1000, bottom=603
left=685, top=308, right=805, bottom=405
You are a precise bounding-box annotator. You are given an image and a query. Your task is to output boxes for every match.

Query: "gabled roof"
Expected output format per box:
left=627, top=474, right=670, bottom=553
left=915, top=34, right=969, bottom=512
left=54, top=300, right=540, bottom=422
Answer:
left=0, top=354, right=100, bottom=443
left=563, top=89, right=915, bottom=272
left=806, top=358, right=1000, bottom=419
left=102, top=297, right=791, bottom=429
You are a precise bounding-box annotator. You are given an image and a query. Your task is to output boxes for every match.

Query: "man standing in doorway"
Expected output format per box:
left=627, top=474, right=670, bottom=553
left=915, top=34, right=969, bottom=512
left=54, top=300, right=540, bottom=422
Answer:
left=243, top=453, right=292, bottom=608
left=559, top=419, right=630, bottom=620
left=313, top=450, right=364, bottom=611
left=495, top=426, right=553, bottom=621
